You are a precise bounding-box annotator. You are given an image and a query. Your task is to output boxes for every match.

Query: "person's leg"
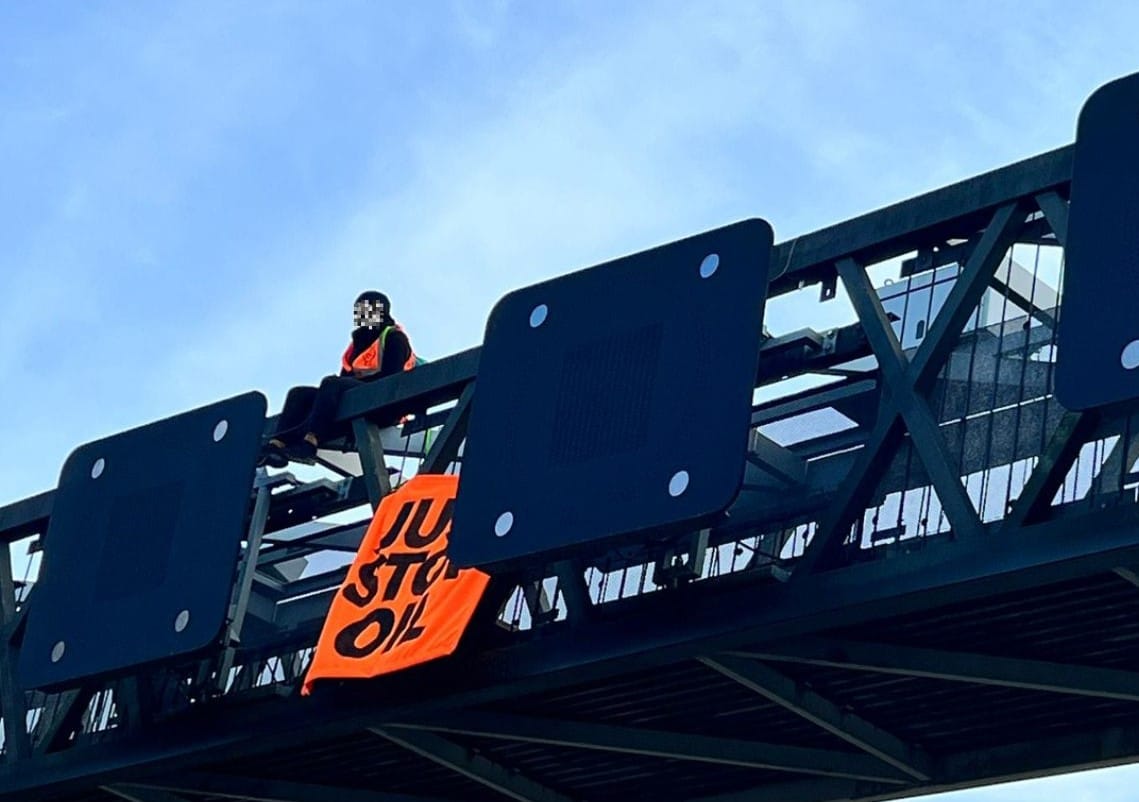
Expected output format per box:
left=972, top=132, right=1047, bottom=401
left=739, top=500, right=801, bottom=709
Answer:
left=269, top=386, right=318, bottom=447
left=299, top=376, right=362, bottom=451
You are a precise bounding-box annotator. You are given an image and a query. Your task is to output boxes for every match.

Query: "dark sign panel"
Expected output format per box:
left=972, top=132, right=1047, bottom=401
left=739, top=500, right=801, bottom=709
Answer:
left=19, top=392, right=265, bottom=689
left=1058, top=71, right=1139, bottom=410
left=451, top=219, right=774, bottom=569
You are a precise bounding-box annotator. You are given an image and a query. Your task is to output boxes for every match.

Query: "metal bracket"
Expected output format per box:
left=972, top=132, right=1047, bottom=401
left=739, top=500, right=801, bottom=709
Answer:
left=215, top=468, right=274, bottom=692
left=653, top=529, right=710, bottom=589
left=819, top=273, right=838, bottom=302
left=520, top=579, right=558, bottom=628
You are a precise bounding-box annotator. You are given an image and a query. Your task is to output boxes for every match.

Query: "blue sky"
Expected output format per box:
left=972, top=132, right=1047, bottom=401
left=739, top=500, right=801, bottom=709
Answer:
left=3, top=2, right=1139, bottom=797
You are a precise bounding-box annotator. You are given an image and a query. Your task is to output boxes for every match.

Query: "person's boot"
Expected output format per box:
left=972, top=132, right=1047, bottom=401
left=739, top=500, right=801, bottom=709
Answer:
left=257, top=438, right=289, bottom=469
left=292, top=433, right=319, bottom=460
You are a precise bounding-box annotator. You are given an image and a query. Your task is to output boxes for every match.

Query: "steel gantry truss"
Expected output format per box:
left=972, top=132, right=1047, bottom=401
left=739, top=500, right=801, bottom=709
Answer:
left=5, top=141, right=1139, bottom=802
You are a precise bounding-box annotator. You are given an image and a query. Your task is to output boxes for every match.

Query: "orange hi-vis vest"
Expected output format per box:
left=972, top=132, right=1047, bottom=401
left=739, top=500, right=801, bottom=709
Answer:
left=341, top=324, right=418, bottom=378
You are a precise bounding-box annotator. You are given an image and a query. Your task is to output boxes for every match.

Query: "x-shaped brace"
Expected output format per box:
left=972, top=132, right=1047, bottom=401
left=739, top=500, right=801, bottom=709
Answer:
left=795, top=201, right=1030, bottom=575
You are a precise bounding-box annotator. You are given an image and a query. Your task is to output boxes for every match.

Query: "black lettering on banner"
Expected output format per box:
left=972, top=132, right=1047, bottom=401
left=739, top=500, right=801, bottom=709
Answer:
left=342, top=553, right=387, bottom=607
left=377, top=501, right=416, bottom=550
left=330, top=486, right=467, bottom=664
left=383, top=597, right=416, bottom=652
left=391, top=595, right=428, bottom=650
left=334, top=606, right=397, bottom=658
left=382, top=552, right=427, bottom=601
left=411, top=551, right=448, bottom=595
left=404, top=499, right=454, bottom=548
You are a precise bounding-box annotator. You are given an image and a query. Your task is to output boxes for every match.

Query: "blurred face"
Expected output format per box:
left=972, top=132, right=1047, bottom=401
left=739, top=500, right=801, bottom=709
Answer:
left=353, top=298, right=386, bottom=328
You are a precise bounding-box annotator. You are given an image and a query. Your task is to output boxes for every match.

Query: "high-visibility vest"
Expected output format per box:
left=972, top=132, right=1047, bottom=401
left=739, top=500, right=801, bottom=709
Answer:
left=341, top=324, right=418, bottom=378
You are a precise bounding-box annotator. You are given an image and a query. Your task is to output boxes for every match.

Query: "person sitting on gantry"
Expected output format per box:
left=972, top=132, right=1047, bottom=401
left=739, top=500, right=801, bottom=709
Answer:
left=261, top=290, right=418, bottom=467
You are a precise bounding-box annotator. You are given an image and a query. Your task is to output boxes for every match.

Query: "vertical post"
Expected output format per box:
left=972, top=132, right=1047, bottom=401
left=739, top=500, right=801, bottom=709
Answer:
left=216, top=468, right=273, bottom=691
left=352, top=418, right=392, bottom=509
left=520, top=579, right=557, bottom=627
left=554, top=559, right=594, bottom=624
left=114, top=676, right=153, bottom=734
left=0, top=541, right=29, bottom=760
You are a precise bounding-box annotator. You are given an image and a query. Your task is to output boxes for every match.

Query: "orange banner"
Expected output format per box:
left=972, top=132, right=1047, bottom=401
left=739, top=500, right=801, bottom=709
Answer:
left=302, top=474, right=488, bottom=694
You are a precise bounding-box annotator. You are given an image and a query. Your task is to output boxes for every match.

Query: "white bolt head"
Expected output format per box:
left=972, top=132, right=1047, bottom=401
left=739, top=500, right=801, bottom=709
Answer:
left=669, top=470, right=690, bottom=497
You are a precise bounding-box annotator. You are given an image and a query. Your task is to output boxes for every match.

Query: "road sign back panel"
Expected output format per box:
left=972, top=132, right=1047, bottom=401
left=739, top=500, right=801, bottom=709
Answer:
left=1058, top=71, right=1139, bottom=410
left=18, top=392, right=266, bottom=689
left=450, top=219, right=774, bottom=570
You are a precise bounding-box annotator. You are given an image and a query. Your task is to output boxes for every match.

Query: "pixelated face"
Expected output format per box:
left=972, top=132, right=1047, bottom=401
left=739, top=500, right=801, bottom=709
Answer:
left=353, top=299, right=386, bottom=327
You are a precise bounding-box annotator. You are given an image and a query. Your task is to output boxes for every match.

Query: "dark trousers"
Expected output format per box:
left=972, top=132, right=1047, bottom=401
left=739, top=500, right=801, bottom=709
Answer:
left=273, top=375, right=362, bottom=445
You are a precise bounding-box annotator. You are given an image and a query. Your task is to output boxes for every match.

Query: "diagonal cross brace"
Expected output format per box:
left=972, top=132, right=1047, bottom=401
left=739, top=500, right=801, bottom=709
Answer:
left=701, top=656, right=933, bottom=781
left=371, top=726, right=575, bottom=802
left=1033, top=191, right=1069, bottom=247
left=421, top=381, right=475, bottom=475
left=795, top=203, right=1027, bottom=575
left=102, top=786, right=192, bottom=802
left=834, top=256, right=983, bottom=543
left=740, top=636, right=1139, bottom=702
left=390, top=711, right=912, bottom=783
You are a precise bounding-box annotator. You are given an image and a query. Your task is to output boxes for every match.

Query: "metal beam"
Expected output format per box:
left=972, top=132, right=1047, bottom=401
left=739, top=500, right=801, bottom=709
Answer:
left=909, top=202, right=1026, bottom=393
left=700, top=656, right=933, bottom=781
left=8, top=500, right=1139, bottom=800
left=767, top=146, right=1070, bottom=297
left=999, top=255, right=1060, bottom=313
left=257, top=522, right=369, bottom=570
left=0, top=543, right=28, bottom=760
left=0, top=144, right=1098, bottom=799
left=833, top=257, right=982, bottom=542
left=390, top=711, right=911, bottom=783
left=0, top=491, right=51, bottom=544
left=371, top=727, right=574, bottom=802
left=1114, top=566, right=1139, bottom=592
left=1004, top=410, right=1098, bottom=529
left=31, top=687, right=87, bottom=754
left=127, top=771, right=457, bottom=802
left=337, top=348, right=480, bottom=425
left=421, top=381, right=474, bottom=474
left=788, top=397, right=904, bottom=575
left=102, top=786, right=191, bottom=802
left=553, top=559, right=593, bottom=624
left=797, top=207, right=1026, bottom=574
left=351, top=419, right=392, bottom=509
left=752, top=380, right=878, bottom=427
left=892, top=391, right=984, bottom=539
left=693, top=719, right=1139, bottom=802
left=747, top=431, right=807, bottom=485
left=319, top=153, right=1067, bottom=435
left=938, top=720, right=1139, bottom=789
left=1088, top=418, right=1139, bottom=499
left=740, top=636, right=1139, bottom=701
left=989, top=257, right=1057, bottom=329
left=1034, top=191, right=1069, bottom=246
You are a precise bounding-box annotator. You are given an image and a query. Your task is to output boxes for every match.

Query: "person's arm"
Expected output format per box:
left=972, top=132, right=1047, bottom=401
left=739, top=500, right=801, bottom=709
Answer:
left=339, top=342, right=355, bottom=377
left=378, top=329, right=412, bottom=378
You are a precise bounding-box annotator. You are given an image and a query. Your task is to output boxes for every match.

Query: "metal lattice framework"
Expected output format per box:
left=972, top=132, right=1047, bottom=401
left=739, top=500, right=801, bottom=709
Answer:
left=5, top=142, right=1139, bottom=802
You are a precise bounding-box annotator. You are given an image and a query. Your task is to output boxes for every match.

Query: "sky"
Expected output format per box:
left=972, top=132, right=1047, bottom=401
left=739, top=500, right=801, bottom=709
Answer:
left=3, top=1, right=1139, bottom=798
